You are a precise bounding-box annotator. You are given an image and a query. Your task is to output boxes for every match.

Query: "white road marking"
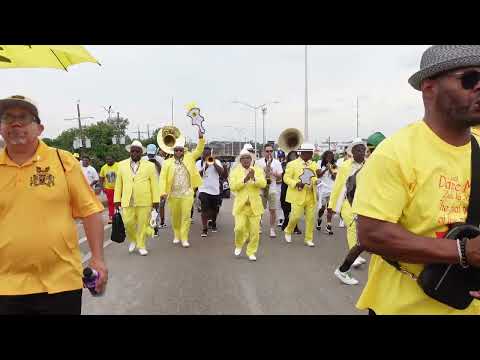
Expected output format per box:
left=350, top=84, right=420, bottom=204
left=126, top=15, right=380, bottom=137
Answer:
left=80, top=224, right=113, bottom=264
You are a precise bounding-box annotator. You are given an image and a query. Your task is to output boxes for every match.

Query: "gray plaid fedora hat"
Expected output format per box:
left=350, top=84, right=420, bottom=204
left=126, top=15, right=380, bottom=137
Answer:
left=409, top=45, right=480, bottom=91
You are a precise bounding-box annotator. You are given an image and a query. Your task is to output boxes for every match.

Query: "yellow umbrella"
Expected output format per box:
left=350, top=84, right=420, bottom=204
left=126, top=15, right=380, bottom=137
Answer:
left=0, top=45, right=100, bottom=71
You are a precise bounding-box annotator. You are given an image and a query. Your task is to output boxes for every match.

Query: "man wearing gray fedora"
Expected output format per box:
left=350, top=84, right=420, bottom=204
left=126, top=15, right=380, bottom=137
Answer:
left=352, top=45, right=480, bottom=314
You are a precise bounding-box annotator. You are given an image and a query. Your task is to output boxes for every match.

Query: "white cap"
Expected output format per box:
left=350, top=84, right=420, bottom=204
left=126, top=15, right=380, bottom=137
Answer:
left=347, top=137, right=366, bottom=155
left=298, top=143, right=315, bottom=152
left=242, top=143, right=254, bottom=152
left=239, top=148, right=252, bottom=158
left=125, top=140, right=146, bottom=153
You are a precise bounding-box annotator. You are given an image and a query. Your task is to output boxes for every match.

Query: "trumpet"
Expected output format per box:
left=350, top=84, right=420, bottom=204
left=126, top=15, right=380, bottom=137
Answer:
left=206, top=150, right=215, bottom=165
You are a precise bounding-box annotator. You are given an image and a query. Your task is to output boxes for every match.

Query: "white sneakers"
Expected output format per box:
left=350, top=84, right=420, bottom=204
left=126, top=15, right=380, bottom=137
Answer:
left=129, top=243, right=148, bottom=256
left=173, top=238, right=180, bottom=244
left=249, top=255, right=257, bottom=261
left=182, top=242, right=190, bottom=248
left=270, top=228, right=276, bottom=238
left=338, top=220, right=345, bottom=228
left=352, top=256, right=367, bottom=268
left=128, top=242, right=136, bottom=253
left=305, top=241, right=315, bottom=247
left=285, top=234, right=292, bottom=243
left=334, top=268, right=359, bottom=285
left=234, top=248, right=242, bottom=256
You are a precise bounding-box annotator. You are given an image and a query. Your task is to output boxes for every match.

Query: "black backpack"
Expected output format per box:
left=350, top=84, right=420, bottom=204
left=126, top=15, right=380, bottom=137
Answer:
left=345, top=167, right=363, bottom=206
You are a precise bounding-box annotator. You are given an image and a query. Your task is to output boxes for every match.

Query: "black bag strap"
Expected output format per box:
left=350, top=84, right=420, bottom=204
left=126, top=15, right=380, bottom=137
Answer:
left=382, top=135, right=480, bottom=276
left=56, top=148, right=66, bottom=172
left=467, top=135, right=480, bottom=226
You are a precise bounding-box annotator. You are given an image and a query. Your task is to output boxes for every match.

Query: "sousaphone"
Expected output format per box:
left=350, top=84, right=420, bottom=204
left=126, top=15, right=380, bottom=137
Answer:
left=277, top=128, right=304, bottom=153
left=157, top=125, right=186, bottom=155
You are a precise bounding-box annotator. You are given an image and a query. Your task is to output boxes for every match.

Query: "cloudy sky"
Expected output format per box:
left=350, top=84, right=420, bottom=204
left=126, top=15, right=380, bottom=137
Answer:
left=1, top=45, right=430, bottom=145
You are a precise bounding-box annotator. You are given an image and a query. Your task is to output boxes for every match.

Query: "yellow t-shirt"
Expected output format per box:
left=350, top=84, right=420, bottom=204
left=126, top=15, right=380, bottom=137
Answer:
left=352, top=121, right=480, bottom=314
left=0, top=140, right=104, bottom=295
left=99, top=162, right=119, bottom=190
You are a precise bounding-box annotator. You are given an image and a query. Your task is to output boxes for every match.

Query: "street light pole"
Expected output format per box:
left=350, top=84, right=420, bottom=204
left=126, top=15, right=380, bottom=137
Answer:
left=232, top=100, right=279, bottom=156
left=305, top=44, right=309, bottom=142
left=262, top=106, right=267, bottom=147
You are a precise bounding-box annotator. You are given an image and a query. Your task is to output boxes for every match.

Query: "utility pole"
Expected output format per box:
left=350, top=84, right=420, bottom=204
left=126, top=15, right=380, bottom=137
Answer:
left=171, top=97, right=174, bottom=125
left=356, top=97, right=359, bottom=138
left=305, top=45, right=309, bottom=141
left=262, top=106, right=267, bottom=148
left=64, top=100, right=93, bottom=151
left=147, top=124, right=150, bottom=138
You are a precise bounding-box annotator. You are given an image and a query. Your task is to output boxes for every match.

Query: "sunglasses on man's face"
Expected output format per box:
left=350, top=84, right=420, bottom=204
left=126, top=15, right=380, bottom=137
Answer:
left=1, top=112, right=38, bottom=125
left=265, top=150, right=273, bottom=153
left=174, top=149, right=184, bottom=153
left=446, top=70, right=480, bottom=90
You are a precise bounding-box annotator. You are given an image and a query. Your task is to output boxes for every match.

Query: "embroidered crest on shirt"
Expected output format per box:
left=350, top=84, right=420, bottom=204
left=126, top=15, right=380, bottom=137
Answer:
left=30, top=166, right=55, bottom=187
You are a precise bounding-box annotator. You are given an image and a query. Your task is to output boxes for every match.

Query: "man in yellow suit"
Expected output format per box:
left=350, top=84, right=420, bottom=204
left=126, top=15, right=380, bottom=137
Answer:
left=114, top=140, right=159, bottom=256
left=328, top=137, right=367, bottom=281
left=283, top=143, right=318, bottom=247
left=159, top=128, right=205, bottom=248
left=230, top=149, right=267, bottom=261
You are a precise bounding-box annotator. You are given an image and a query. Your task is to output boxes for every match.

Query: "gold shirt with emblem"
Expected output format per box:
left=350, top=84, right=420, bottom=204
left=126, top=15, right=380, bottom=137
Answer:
left=171, top=159, right=193, bottom=197
left=0, top=140, right=103, bottom=295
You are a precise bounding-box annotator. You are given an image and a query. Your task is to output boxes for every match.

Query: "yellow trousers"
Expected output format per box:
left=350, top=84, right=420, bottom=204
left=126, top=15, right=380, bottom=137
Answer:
left=234, top=206, right=261, bottom=257
left=285, top=191, right=316, bottom=242
left=122, top=206, right=154, bottom=250
left=340, top=201, right=357, bottom=250
left=168, top=195, right=194, bottom=244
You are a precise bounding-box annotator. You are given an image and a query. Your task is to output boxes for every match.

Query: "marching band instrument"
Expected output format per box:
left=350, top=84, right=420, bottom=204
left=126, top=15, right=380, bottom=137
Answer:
left=264, top=154, right=273, bottom=185
left=206, top=150, right=215, bottom=165
left=157, top=125, right=186, bottom=155
left=277, top=128, right=304, bottom=153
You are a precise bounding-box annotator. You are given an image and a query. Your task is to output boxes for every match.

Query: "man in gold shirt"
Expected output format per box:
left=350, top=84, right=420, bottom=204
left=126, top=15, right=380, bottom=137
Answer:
left=0, top=95, right=107, bottom=314
left=229, top=149, right=267, bottom=261
left=159, top=128, right=205, bottom=248
left=353, top=45, right=480, bottom=314
left=283, top=143, right=318, bottom=247
left=114, top=140, right=159, bottom=256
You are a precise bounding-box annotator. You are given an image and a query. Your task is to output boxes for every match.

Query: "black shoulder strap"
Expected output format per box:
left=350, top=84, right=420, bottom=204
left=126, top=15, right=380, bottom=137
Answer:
left=56, top=148, right=66, bottom=173
left=467, top=135, right=480, bottom=226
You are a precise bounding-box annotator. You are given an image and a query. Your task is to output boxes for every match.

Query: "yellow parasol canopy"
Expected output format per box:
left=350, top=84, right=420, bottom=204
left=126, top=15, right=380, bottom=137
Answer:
left=0, top=45, right=100, bottom=71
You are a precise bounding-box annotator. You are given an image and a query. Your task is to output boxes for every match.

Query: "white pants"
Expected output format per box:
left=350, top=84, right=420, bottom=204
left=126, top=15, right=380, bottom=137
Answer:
left=274, top=183, right=284, bottom=221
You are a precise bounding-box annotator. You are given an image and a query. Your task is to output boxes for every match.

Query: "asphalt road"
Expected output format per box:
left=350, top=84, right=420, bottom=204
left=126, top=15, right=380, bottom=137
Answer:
left=81, top=198, right=369, bottom=315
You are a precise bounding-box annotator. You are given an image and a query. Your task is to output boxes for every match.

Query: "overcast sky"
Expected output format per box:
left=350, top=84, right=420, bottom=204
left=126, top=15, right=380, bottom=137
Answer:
left=1, top=45, right=430, bottom=144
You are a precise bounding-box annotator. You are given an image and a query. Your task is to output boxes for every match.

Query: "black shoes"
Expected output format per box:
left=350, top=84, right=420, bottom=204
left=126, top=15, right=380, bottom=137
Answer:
left=201, top=229, right=208, bottom=237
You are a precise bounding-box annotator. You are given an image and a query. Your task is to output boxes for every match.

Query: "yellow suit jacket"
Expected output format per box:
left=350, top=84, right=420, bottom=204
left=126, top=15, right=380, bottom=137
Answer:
left=328, top=158, right=353, bottom=212
left=284, top=158, right=318, bottom=206
left=473, top=126, right=480, bottom=137
left=229, top=165, right=267, bottom=216
left=159, top=138, right=205, bottom=197
left=114, top=159, right=160, bottom=207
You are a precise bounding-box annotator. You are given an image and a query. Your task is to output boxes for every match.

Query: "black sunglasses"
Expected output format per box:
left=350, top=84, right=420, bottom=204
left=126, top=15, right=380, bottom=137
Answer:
left=445, top=70, right=480, bottom=90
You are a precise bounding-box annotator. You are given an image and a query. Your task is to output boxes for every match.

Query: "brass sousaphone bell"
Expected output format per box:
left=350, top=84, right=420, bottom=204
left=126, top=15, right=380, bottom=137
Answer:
left=157, top=125, right=186, bottom=155
left=277, top=128, right=304, bottom=153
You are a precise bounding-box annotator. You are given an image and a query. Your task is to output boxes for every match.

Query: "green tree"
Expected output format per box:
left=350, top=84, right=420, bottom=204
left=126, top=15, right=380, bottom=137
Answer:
left=44, top=116, right=132, bottom=171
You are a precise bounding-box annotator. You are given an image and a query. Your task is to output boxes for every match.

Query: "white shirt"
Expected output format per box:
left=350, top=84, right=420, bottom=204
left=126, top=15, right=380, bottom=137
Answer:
left=256, top=158, right=283, bottom=194
left=196, top=159, right=222, bottom=195
left=142, top=155, right=164, bottom=177
left=316, top=162, right=336, bottom=198
left=256, top=157, right=283, bottom=183
left=81, top=165, right=99, bottom=185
